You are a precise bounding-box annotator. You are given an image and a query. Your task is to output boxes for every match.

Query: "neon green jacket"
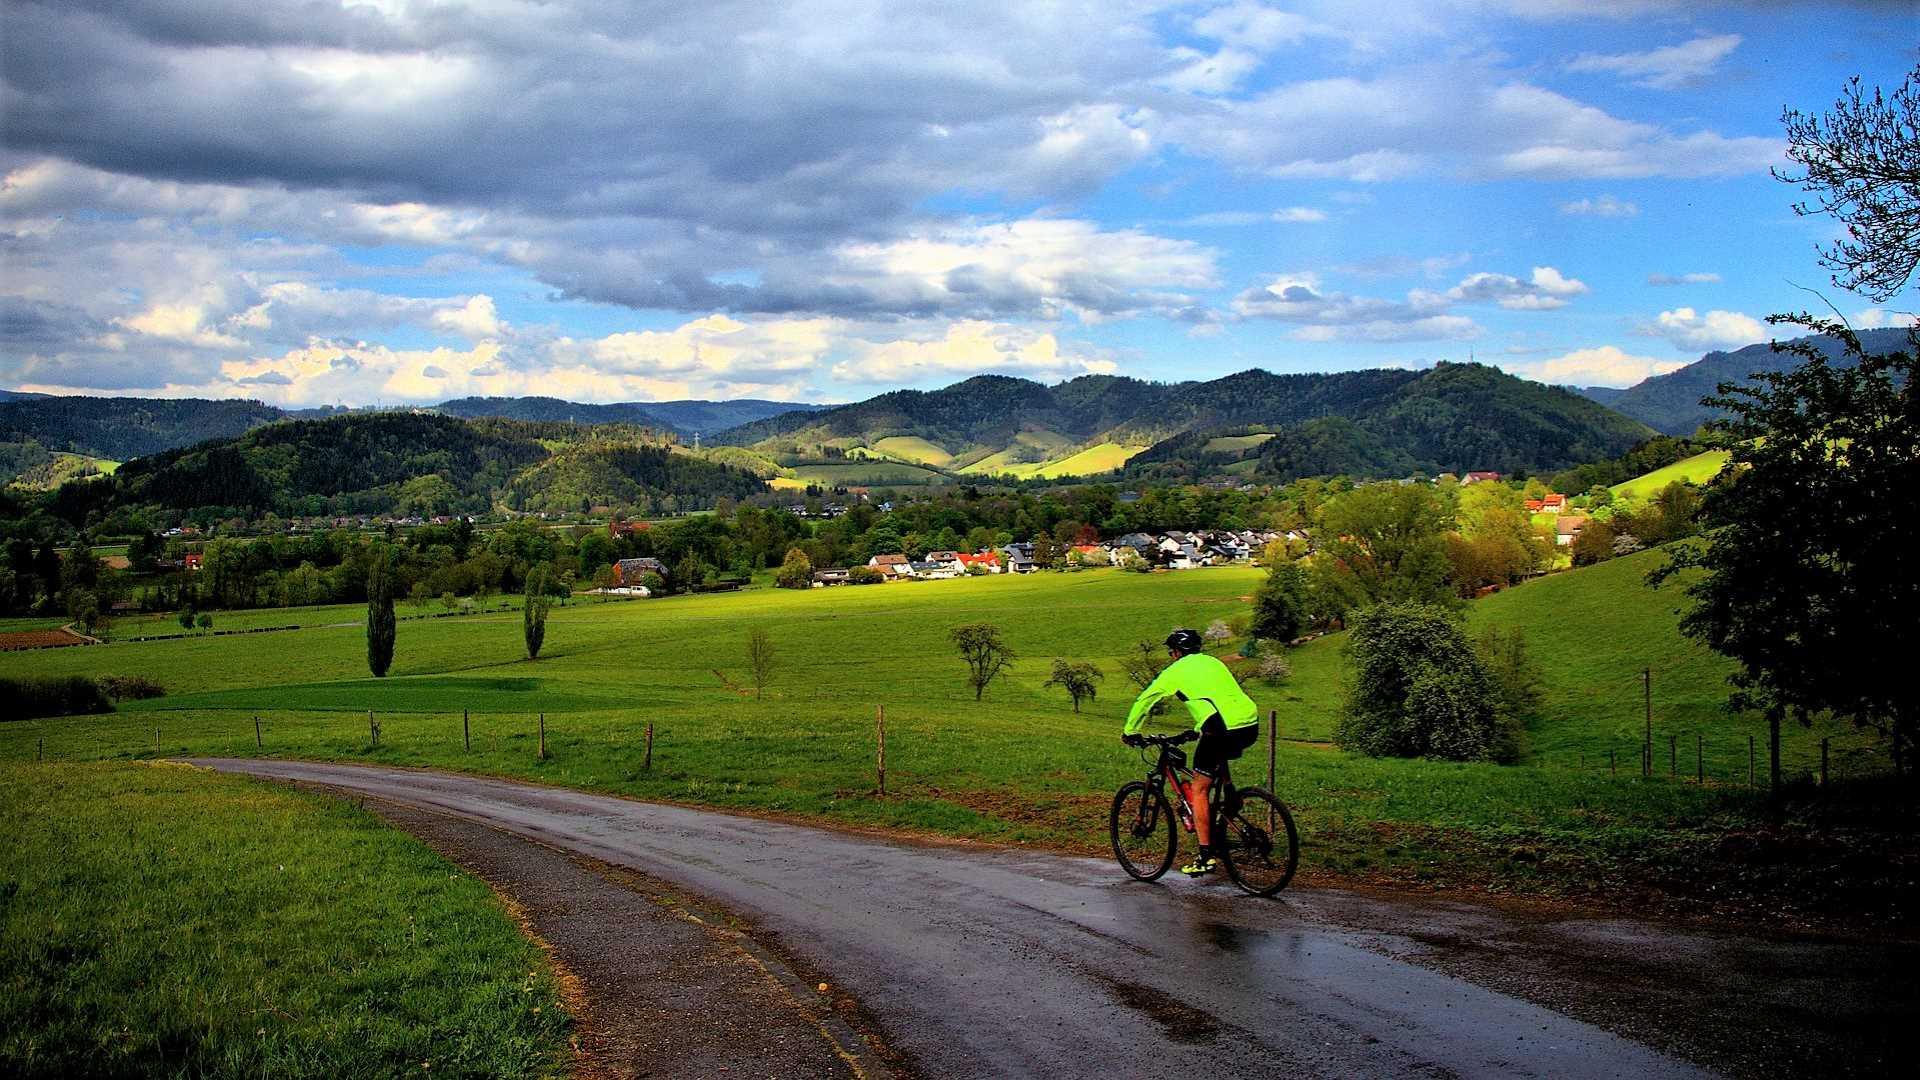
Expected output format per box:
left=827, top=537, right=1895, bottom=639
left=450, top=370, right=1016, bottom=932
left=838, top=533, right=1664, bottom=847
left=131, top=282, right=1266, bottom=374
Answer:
left=1122, top=653, right=1259, bottom=734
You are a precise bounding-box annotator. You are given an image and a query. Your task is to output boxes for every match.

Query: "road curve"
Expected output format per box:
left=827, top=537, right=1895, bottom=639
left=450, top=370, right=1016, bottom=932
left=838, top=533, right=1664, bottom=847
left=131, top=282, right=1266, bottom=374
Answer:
left=192, top=759, right=1714, bottom=1079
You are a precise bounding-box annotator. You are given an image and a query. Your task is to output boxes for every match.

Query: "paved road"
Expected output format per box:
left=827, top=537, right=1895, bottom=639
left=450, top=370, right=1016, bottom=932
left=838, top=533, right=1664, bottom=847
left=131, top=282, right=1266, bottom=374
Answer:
left=194, top=759, right=1714, bottom=1079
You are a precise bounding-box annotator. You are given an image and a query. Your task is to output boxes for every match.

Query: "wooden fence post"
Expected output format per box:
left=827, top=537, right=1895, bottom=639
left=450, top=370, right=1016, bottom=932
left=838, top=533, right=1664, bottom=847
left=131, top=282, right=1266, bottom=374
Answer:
left=369, top=709, right=378, bottom=747
left=254, top=714, right=262, bottom=749
left=1642, top=667, right=1652, bottom=778
left=37, top=736, right=44, bottom=762
left=1669, top=733, right=1676, bottom=776
left=876, top=704, right=887, bottom=796
left=643, top=722, right=654, bottom=771
left=1268, top=709, right=1277, bottom=796
left=538, top=713, right=546, bottom=760
left=463, top=709, right=470, bottom=752
left=1609, top=749, right=1616, bottom=776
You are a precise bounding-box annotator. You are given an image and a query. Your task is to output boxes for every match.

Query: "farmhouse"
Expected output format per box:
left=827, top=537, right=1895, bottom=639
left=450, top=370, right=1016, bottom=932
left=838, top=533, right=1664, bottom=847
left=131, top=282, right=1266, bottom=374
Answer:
left=955, top=551, right=1001, bottom=573
left=1462, top=471, right=1503, bottom=484
left=1525, top=494, right=1568, bottom=514
left=612, top=557, right=667, bottom=585
left=1554, top=516, right=1588, bottom=546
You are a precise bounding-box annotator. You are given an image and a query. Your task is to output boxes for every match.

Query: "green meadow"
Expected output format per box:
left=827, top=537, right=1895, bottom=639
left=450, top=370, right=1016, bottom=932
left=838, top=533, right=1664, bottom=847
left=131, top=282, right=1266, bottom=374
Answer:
left=1611, top=449, right=1732, bottom=500
left=3, top=554, right=1884, bottom=907
left=0, top=761, right=570, bottom=1078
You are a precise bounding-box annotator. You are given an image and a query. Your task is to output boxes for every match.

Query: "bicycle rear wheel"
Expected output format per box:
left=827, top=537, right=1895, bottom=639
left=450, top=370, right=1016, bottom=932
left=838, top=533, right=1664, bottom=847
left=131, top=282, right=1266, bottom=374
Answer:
left=1220, top=787, right=1299, bottom=897
left=1110, top=781, right=1177, bottom=881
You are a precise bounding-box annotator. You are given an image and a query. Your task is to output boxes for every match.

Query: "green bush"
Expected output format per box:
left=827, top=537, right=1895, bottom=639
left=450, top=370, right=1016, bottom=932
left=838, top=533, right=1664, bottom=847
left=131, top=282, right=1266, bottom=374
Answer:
left=98, top=674, right=167, bottom=701
left=3, top=676, right=115, bottom=720
left=1335, top=603, right=1501, bottom=762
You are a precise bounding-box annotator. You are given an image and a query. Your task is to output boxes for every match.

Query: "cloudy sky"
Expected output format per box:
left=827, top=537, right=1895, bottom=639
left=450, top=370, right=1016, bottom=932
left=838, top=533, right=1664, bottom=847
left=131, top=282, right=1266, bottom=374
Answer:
left=2, top=1, right=1914, bottom=407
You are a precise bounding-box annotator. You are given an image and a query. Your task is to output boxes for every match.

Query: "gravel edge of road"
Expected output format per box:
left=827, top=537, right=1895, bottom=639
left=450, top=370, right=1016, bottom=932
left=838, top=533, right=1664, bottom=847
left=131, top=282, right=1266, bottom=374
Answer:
left=300, top=781, right=906, bottom=1079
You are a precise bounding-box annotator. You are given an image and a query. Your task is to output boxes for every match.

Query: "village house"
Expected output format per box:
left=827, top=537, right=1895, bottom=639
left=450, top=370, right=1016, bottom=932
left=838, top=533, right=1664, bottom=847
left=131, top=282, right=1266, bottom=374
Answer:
left=612, top=557, right=667, bottom=585
left=810, top=568, right=851, bottom=587
left=1525, top=494, right=1568, bottom=514
left=1554, top=516, right=1588, bottom=547
left=955, top=551, right=1002, bottom=574
left=1462, top=471, right=1504, bottom=484
left=609, top=520, right=651, bottom=538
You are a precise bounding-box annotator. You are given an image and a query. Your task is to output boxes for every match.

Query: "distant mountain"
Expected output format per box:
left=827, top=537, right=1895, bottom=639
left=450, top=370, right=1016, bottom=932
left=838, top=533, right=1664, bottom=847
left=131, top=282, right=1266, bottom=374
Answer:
left=1576, top=327, right=1912, bottom=435
left=59, top=412, right=764, bottom=519
left=0, top=389, right=49, bottom=401
left=1127, top=362, right=1655, bottom=482
left=432, top=396, right=823, bottom=435
left=718, top=363, right=1654, bottom=481
left=0, top=396, right=286, bottom=460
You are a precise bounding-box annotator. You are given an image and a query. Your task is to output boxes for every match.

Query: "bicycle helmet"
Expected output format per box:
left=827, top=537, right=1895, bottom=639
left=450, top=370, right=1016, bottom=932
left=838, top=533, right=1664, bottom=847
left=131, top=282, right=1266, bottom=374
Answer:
left=1165, top=628, right=1203, bottom=654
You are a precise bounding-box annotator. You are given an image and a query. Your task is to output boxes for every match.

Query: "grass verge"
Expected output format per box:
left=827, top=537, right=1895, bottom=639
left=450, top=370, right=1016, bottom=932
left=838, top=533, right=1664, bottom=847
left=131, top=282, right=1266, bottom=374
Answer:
left=0, top=761, right=571, bottom=1078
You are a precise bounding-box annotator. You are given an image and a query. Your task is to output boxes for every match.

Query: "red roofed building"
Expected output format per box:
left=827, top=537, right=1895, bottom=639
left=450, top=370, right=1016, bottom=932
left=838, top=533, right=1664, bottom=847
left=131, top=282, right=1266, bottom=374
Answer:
left=183, top=552, right=203, bottom=571
left=956, top=551, right=1002, bottom=574
left=1525, top=494, right=1568, bottom=513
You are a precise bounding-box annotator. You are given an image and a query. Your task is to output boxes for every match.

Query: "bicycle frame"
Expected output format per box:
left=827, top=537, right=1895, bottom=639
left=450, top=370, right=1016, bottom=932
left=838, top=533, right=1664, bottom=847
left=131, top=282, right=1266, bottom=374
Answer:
left=1137, top=740, right=1233, bottom=835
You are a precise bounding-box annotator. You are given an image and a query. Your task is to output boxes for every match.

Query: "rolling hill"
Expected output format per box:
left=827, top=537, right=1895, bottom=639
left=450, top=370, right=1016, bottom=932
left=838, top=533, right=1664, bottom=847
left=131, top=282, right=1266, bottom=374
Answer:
left=50, top=413, right=766, bottom=520
left=721, top=363, right=1655, bottom=482
left=432, top=396, right=823, bottom=436
left=1578, top=326, right=1912, bottom=435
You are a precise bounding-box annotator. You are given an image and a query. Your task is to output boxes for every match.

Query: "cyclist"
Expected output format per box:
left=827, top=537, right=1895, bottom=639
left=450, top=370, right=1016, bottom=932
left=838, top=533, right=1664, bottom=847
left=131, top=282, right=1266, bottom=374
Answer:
left=1121, top=628, right=1261, bottom=877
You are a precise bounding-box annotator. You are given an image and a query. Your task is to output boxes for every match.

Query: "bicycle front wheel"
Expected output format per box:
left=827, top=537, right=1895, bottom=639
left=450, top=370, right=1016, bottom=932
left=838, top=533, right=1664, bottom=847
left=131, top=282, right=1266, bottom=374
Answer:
left=1110, top=781, right=1176, bottom=881
left=1220, top=787, right=1299, bottom=897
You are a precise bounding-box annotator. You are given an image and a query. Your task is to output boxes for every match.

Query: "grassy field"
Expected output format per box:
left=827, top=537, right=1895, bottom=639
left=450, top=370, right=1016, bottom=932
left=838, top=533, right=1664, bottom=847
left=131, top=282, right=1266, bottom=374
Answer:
left=866, top=436, right=954, bottom=467
left=785, top=461, right=949, bottom=486
left=1201, top=433, right=1275, bottom=454
left=0, top=761, right=570, bottom=1078
left=7, top=556, right=1888, bottom=912
left=1611, top=450, right=1732, bottom=500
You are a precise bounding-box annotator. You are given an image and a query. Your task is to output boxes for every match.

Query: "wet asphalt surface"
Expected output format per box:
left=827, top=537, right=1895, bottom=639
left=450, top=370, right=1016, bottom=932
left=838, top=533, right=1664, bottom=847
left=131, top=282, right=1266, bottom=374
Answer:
left=189, top=759, right=1731, bottom=1079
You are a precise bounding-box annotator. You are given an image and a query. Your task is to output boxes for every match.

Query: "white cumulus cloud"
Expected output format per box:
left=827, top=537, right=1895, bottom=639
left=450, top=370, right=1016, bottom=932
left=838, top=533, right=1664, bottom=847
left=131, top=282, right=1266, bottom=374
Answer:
left=1645, top=307, right=1767, bottom=350
left=1515, top=345, right=1686, bottom=387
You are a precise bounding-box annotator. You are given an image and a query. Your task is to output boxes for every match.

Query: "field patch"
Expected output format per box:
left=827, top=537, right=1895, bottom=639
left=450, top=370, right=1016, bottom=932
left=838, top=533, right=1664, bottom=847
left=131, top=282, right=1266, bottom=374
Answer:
left=787, top=460, right=949, bottom=485
left=869, top=436, right=954, bottom=467
left=1611, top=450, right=1731, bottom=500
left=1202, top=433, right=1276, bottom=454
left=134, top=673, right=624, bottom=715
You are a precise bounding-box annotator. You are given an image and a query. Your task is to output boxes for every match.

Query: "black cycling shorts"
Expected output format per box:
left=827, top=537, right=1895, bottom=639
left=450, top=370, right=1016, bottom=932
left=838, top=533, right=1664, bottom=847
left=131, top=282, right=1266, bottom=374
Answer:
left=1192, top=714, right=1258, bottom=778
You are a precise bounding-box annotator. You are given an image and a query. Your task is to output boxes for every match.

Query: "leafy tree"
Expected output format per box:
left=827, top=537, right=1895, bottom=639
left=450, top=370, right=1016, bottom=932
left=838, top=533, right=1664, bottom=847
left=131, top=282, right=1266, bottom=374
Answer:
left=950, top=622, right=1016, bottom=701
left=1115, top=641, right=1168, bottom=718
left=195, top=612, right=213, bottom=632
left=775, top=547, right=813, bottom=589
left=365, top=546, right=396, bottom=678
left=1775, top=63, right=1920, bottom=301
left=177, top=604, right=195, bottom=632
left=1656, top=318, right=1919, bottom=782
left=1316, top=483, right=1455, bottom=614
left=523, top=564, right=551, bottom=660
left=1251, top=560, right=1310, bottom=642
left=1042, top=659, right=1103, bottom=712
left=746, top=627, right=776, bottom=699
left=1473, top=626, right=1538, bottom=765
left=847, top=565, right=884, bottom=584
left=1569, top=518, right=1617, bottom=567
left=1335, top=603, right=1501, bottom=762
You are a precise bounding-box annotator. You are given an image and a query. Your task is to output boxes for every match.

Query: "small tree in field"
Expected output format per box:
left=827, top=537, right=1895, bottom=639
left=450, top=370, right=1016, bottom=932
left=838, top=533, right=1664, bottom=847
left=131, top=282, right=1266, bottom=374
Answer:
left=365, top=547, right=396, bottom=677
left=950, top=622, right=1016, bottom=700
left=776, top=547, right=813, bottom=589
left=746, top=627, right=776, bottom=699
left=523, top=565, right=551, bottom=660
left=1042, top=659, right=1103, bottom=712
left=177, top=604, right=195, bottom=632
left=195, top=612, right=213, bottom=633
left=1336, top=603, right=1499, bottom=762
left=1251, top=559, right=1311, bottom=642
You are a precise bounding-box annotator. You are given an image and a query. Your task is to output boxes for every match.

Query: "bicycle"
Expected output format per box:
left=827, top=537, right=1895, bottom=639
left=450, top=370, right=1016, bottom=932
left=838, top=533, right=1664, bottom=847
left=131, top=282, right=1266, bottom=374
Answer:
left=1110, top=732, right=1299, bottom=897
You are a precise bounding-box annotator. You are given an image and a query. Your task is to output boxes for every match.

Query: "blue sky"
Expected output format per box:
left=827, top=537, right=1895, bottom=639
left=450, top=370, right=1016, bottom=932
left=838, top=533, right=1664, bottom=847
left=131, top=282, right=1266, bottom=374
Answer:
left=0, top=1, right=1913, bottom=407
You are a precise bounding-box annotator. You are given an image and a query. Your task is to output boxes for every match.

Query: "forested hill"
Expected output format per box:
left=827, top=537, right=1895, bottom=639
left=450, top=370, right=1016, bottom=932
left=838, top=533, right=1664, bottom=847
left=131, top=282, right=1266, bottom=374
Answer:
left=1577, top=327, right=1912, bottom=435
left=432, top=396, right=824, bottom=435
left=1125, top=362, right=1655, bottom=481
left=0, top=393, right=826, bottom=464
left=56, top=413, right=764, bottom=520
left=715, top=373, right=1183, bottom=450
left=718, top=362, right=1653, bottom=481
left=0, top=396, right=285, bottom=460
